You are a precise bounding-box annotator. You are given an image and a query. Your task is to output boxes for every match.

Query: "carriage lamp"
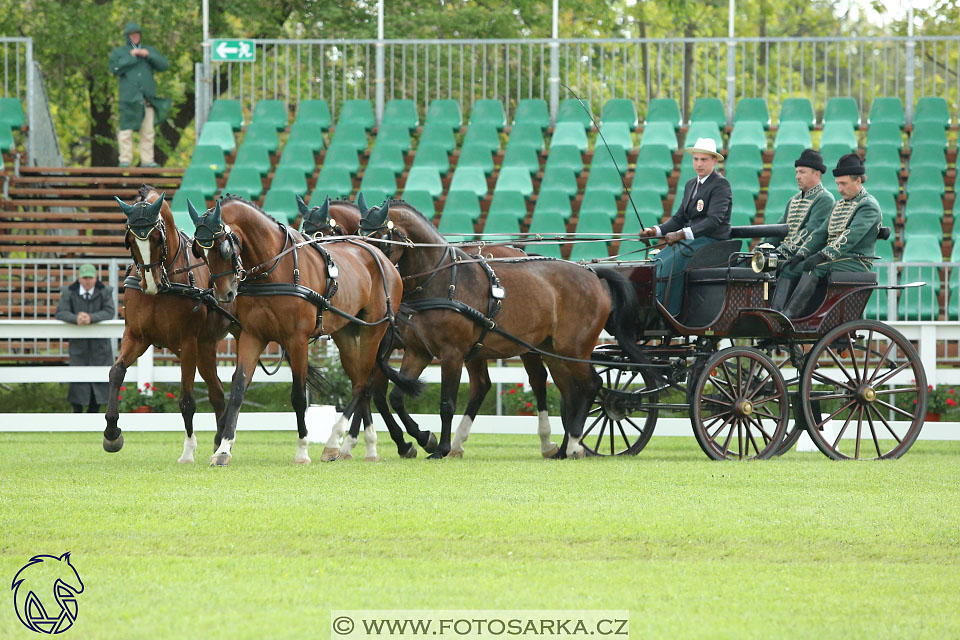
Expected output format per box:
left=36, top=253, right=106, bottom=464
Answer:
left=751, top=243, right=779, bottom=273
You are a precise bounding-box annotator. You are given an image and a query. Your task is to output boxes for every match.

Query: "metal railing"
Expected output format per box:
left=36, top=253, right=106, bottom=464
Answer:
left=199, top=36, right=960, bottom=130
left=0, top=37, right=33, bottom=163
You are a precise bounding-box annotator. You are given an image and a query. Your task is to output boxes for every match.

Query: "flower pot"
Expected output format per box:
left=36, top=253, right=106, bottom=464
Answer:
left=925, top=411, right=941, bottom=422
left=516, top=410, right=535, bottom=416
left=131, top=405, right=152, bottom=413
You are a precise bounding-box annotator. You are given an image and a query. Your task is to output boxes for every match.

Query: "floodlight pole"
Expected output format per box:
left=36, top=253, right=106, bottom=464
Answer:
left=198, top=0, right=212, bottom=135
left=725, top=0, right=736, bottom=127
left=549, top=0, right=559, bottom=125
left=905, top=0, right=916, bottom=125
left=375, top=0, right=385, bottom=126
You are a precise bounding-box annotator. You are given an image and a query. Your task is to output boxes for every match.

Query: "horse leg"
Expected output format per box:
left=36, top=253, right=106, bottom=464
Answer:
left=449, top=359, right=491, bottom=457
left=325, top=327, right=377, bottom=461
left=286, top=337, right=312, bottom=465
left=559, top=363, right=602, bottom=460
left=370, top=370, right=416, bottom=458
left=176, top=337, right=199, bottom=464
left=521, top=352, right=557, bottom=458
left=103, top=331, right=148, bottom=452
left=388, top=348, right=437, bottom=453
left=430, top=357, right=463, bottom=460
left=361, top=394, right=379, bottom=462
left=196, top=343, right=227, bottom=450
left=211, top=332, right=266, bottom=466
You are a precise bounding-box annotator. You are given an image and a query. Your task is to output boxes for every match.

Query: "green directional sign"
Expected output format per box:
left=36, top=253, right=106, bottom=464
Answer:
left=211, top=39, right=256, bottom=62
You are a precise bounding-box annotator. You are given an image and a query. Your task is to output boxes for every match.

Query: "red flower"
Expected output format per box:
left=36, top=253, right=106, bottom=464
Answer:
left=166, top=392, right=176, bottom=399
left=929, top=385, right=934, bottom=391
left=947, top=398, right=957, bottom=407
left=516, top=383, right=524, bottom=388
left=118, top=394, right=123, bottom=401
left=525, top=402, right=532, bottom=408
left=144, top=382, right=151, bottom=389
left=508, top=389, right=516, bottom=395
left=119, top=386, right=126, bottom=391
left=950, top=389, right=955, bottom=395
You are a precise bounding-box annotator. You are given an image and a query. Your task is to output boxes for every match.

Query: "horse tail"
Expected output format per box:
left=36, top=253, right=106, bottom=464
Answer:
left=593, top=268, right=647, bottom=365
left=376, top=324, right=425, bottom=397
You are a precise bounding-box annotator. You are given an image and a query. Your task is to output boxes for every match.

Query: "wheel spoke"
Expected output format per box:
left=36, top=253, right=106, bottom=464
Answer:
left=708, top=375, right=738, bottom=403
left=588, top=406, right=603, bottom=415
left=862, top=329, right=874, bottom=380
left=582, top=413, right=604, bottom=438
left=866, top=340, right=895, bottom=384
left=873, top=386, right=919, bottom=396
left=747, top=414, right=775, bottom=443
left=854, top=405, right=864, bottom=459
left=753, top=408, right=781, bottom=422
left=746, top=369, right=774, bottom=401
left=623, top=416, right=646, bottom=434
left=609, top=417, right=616, bottom=456
left=743, top=357, right=759, bottom=397
left=619, top=370, right=640, bottom=390
left=812, top=369, right=856, bottom=392
left=737, top=418, right=744, bottom=460
left=867, top=404, right=903, bottom=444
left=751, top=391, right=785, bottom=406
left=745, top=418, right=762, bottom=456
left=715, top=364, right=739, bottom=399
left=832, top=402, right=859, bottom=449
left=710, top=412, right=736, bottom=441
left=812, top=392, right=856, bottom=401
left=846, top=334, right=862, bottom=383
left=874, top=398, right=917, bottom=420
left=617, top=422, right=633, bottom=451
left=871, top=361, right=912, bottom=388
left=818, top=397, right=858, bottom=430
left=825, top=346, right=858, bottom=386
left=864, top=406, right=883, bottom=458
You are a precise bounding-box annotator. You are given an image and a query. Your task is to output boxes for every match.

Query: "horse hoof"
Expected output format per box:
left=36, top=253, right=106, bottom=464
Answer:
left=549, top=449, right=564, bottom=460
left=320, top=447, right=340, bottom=462
left=541, top=443, right=560, bottom=459
left=401, top=446, right=417, bottom=459
left=426, top=451, right=445, bottom=460
left=210, top=452, right=232, bottom=467
left=177, top=456, right=194, bottom=464
left=294, top=456, right=312, bottom=465
left=102, top=434, right=124, bottom=453
left=340, top=452, right=354, bottom=461
left=570, top=448, right=586, bottom=460
left=447, top=449, right=463, bottom=458
left=364, top=456, right=379, bottom=462
left=423, top=432, right=438, bottom=453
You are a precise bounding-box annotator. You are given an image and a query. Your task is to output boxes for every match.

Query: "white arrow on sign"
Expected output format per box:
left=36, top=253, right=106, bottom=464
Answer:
left=216, top=42, right=237, bottom=58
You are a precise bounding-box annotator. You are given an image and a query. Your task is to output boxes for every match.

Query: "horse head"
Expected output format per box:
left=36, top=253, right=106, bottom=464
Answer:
left=188, top=198, right=242, bottom=303
left=117, top=193, right=167, bottom=294
left=299, top=195, right=340, bottom=237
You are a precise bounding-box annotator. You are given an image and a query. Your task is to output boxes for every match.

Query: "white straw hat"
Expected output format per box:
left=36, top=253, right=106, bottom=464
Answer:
left=684, top=137, right=724, bottom=160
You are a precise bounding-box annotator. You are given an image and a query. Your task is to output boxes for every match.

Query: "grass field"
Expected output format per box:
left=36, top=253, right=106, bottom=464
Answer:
left=1, top=431, right=959, bottom=639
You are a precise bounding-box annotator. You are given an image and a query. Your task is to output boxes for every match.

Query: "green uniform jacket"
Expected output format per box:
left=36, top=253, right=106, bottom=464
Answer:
left=797, top=188, right=881, bottom=273
left=109, top=23, right=170, bottom=130
left=765, top=182, right=835, bottom=256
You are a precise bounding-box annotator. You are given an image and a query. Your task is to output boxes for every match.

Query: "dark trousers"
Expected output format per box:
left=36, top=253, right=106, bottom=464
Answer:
left=72, top=387, right=100, bottom=413
left=652, top=236, right=717, bottom=315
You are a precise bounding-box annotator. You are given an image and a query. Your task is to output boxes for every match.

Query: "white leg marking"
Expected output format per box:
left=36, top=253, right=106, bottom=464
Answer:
left=566, top=435, right=584, bottom=459
left=178, top=434, right=197, bottom=464
left=324, top=416, right=348, bottom=449
left=450, top=415, right=472, bottom=454
left=134, top=237, right=158, bottom=295
left=211, top=437, right=234, bottom=465
left=294, top=437, right=311, bottom=464
left=341, top=433, right=359, bottom=459
left=537, top=410, right=557, bottom=455
left=363, top=425, right=379, bottom=461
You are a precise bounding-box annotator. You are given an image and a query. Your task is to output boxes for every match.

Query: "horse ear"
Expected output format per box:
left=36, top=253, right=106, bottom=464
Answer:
left=115, top=196, right=136, bottom=217
left=320, top=196, right=330, bottom=216
left=357, top=191, right=368, bottom=214
left=147, top=192, right=165, bottom=217
left=213, top=199, right=223, bottom=225
left=186, top=199, right=202, bottom=225
left=59, top=552, right=71, bottom=562
left=296, top=194, right=310, bottom=216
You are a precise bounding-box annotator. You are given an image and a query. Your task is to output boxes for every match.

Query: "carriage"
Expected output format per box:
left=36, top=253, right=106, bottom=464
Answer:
left=581, top=223, right=927, bottom=461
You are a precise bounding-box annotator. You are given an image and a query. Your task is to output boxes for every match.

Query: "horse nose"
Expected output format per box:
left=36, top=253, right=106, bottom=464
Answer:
left=225, top=290, right=236, bottom=303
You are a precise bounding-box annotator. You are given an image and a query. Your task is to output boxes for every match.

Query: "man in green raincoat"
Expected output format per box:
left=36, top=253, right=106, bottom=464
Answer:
left=109, top=22, right=170, bottom=167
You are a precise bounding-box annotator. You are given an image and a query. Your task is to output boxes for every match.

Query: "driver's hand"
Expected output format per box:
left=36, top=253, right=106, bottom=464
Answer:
left=638, top=227, right=658, bottom=239
left=664, top=231, right=685, bottom=246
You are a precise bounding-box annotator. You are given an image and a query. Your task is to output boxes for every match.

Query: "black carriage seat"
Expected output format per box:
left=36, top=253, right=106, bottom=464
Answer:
left=827, top=271, right=877, bottom=286
left=682, top=240, right=761, bottom=326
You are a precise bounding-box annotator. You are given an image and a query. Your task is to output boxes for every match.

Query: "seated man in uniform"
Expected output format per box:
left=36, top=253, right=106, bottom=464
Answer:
left=777, top=153, right=881, bottom=317
left=769, top=148, right=835, bottom=310
left=638, top=137, right=732, bottom=315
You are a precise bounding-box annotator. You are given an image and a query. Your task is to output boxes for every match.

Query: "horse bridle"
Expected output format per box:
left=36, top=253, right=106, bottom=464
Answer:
left=359, top=219, right=414, bottom=261
left=193, top=222, right=245, bottom=285
left=125, top=209, right=191, bottom=292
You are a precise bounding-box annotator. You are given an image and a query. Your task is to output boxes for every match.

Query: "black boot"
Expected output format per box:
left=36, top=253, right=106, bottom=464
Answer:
left=771, top=277, right=797, bottom=311
left=783, top=273, right=820, bottom=318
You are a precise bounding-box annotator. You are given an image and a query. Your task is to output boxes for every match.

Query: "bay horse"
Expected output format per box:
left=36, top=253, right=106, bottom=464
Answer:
left=358, top=199, right=646, bottom=459
left=105, top=185, right=235, bottom=463
left=188, top=196, right=422, bottom=466
left=299, top=194, right=558, bottom=458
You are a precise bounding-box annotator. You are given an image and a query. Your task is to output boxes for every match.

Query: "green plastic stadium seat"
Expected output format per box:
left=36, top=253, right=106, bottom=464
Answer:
left=261, top=189, right=299, bottom=223
left=910, top=145, right=947, bottom=175
left=869, top=183, right=901, bottom=210
left=765, top=186, right=795, bottom=219
left=359, top=167, right=398, bottom=201
left=911, top=122, right=948, bottom=152
left=949, top=257, right=960, bottom=321
left=481, top=212, right=522, bottom=241
left=526, top=212, right=566, bottom=258
left=905, top=172, right=945, bottom=199
left=677, top=156, right=697, bottom=188
left=569, top=214, right=612, bottom=261
left=866, top=122, right=903, bottom=150
left=639, top=122, right=678, bottom=152
left=330, top=123, right=369, bottom=154
left=501, top=144, right=540, bottom=177
left=322, top=144, right=361, bottom=176
left=591, top=145, right=628, bottom=172
left=224, top=167, right=264, bottom=200
left=865, top=263, right=893, bottom=320
left=556, top=98, right=592, bottom=130
left=375, top=122, right=412, bottom=152
left=0, top=125, right=13, bottom=153
left=506, top=122, right=545, bottom=152
left=425, top=99, right=462, bottom=131
left=488, top=190, right=528, bottom=222
left=288, top=121, right=325, bottom=153
left=270, top=167, right=308, bottom=196
left=545, top=145, right=583, bottom=176
left=602, top=98, right=639, bottom=130
left=252, top=100, right=288, bottom=131
left=690, top=98, right=726, bottom=128
left=449, top=166, right=489, bottom=199
left=579, top=190, right=619, bottom=221
left=824, top=97, right=861, bottom=130
left=878, top=198, right=899, bottom=229
left=903, top=213, right=943, bottom=241
left=189, top=145, right=227, bottom=177
left=437, top=212, right=474, bottom=239
left=539, top=166, right=579, bottom=201
left=585, top=165, right=626, bottom=197
left=457, top=144, right=495, bottom=176
left=768, top=166, right=798, bottom=191
left=552, top=122, right=589, bottom=153
left=338, top=100, right=374, bottom=130
left=513, top=99, right=550, bottom=131
left=728, top=121, right=767, bottom=151
left=598, top=122, right=635, bottom=151
left=771, top=144, right=805, bottom=170
left=313, top=167, right=354, bottom=200
left=382, top=99, right=419, bottom=131
left=618, top=215, right=648, bottom=256
left=731, top=189, right=758, bottom=223
left=234, top=143, right=271, bottom=176
left=631, top=168, right=668, bottom=200
left=470, top=99, right=506, bottom=130
left=534, top=191, right=573, bottom=222
left=726, top=168, right=760, bottom=199
left=463, top=124, right=501, bottom=154
left=401, top=190, right=436, bottom=216
left=869, top=97, right=905, bottom=129
left=367, top=144, right=406, bottom=176
left=443, top=190, right=482, bottom=222
left=820, top=122, right=858, bottom=152
left=735, top=98, right=771, bottom=129
left=171, top=190, right=208, bottom=227
left=914, top=96, right=950, bottom=129
left=634, top=145, right=674, bottom=176
left=779, top=98, right=815, bottom=129
left=725, top=146, right=762, bottom=175
left=277, top=143, right=316, bottom=176
left=865, top=144, right=901, bottom=172
left=411, top=143, right=451, bottom=177
left=898, top=246, right=941, bottom=321
left=494, top=168, right=533, bottom=198
left=404, top=167, right=444, bottom=200
left=196, top=121, right=236, bottom=154
left=295, top=100, right=332, bottom=130
left=419, top=121, right=456, bottom=154
left=242, top=122, right=279, bottom=154
left=821, top=142, right=854, bottom=173
left=643, top=98, right=680, bottom=131
left=684, top=121, right=723, bottom=151
left=622, top=198, right=662, bottom=228
left=207, top=99, right=243, bottom=131
left=179, top=166, right=218, bottom=198
left=774, top=121, right=812, bottom=150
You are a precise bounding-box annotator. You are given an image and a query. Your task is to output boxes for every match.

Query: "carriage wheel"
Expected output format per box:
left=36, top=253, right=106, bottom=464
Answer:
left=582, top=365, right=659, bottom=456
left=773, top=397, right=808, bottom=456
left=690, top=347, right=789, bottom=460
left=800, top=320, right=926, bottom=460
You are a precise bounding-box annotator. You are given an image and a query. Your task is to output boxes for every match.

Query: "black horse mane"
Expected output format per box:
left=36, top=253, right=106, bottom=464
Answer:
left=219, top=193, right=286, bottom=228
left=137, top=184, right=154, bottom=201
